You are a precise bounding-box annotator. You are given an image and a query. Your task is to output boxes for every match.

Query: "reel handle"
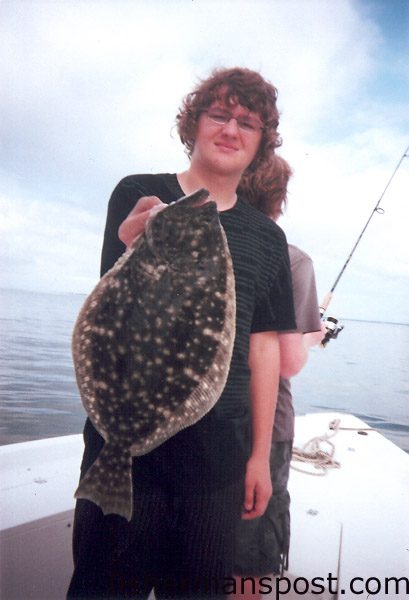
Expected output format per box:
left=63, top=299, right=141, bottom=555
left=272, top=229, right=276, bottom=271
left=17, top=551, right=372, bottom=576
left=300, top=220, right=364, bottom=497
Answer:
left=319, top=293, right=344, bottom=347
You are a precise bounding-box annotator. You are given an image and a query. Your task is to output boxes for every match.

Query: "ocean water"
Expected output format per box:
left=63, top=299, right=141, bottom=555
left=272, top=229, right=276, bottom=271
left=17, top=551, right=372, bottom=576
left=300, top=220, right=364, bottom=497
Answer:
left=1, top=288, right=408, bottom=452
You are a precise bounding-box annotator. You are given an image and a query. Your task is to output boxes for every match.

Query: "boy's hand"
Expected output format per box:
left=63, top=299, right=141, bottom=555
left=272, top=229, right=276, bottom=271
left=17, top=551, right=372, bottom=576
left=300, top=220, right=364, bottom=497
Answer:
left=241, top=456, right=272, bottom=520
left=118, top=196, right=165, bottom=248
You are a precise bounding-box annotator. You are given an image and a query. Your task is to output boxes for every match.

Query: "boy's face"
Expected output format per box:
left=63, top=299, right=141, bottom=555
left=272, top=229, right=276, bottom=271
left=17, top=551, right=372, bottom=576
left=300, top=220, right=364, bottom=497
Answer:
left=190, top=96, right=263, bottom=179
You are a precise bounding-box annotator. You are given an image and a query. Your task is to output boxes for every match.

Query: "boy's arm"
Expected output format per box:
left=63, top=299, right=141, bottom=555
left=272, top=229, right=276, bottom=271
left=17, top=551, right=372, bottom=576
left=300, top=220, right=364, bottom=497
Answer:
left=242, top=330, right=280, bottom=520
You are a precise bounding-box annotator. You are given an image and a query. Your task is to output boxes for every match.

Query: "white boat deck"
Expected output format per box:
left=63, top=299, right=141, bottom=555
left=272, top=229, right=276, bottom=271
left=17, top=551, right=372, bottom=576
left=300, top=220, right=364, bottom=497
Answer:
left=288, top=412, right=409, bottom=599
left=1, top=413, right=408, bottom=599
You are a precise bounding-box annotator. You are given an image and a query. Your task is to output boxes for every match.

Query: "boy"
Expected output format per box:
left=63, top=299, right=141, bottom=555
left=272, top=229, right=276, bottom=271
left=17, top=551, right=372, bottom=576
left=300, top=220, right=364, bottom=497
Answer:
left=68, top=67, right=295, bottom=600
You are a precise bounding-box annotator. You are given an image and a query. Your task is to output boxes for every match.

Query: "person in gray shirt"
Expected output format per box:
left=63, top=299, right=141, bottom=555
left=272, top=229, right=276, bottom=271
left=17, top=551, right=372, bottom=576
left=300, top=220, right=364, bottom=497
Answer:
left=231, top=154, right=325, bottom=598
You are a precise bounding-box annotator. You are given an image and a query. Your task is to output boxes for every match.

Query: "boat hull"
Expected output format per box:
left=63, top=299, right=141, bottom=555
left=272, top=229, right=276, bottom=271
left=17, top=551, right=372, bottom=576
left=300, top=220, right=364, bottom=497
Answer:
left=1, top=414, right=408, bottom=599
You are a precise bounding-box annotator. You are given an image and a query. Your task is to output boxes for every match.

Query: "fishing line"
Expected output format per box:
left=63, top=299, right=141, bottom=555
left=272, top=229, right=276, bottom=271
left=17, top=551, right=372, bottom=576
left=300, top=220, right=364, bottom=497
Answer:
left=320, top=144, right=409, bottom=315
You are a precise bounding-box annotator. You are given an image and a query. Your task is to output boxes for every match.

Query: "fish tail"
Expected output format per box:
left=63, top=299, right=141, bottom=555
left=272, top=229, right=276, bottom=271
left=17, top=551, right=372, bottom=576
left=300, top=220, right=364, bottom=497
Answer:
left=74, top=443, right=133, bottom=521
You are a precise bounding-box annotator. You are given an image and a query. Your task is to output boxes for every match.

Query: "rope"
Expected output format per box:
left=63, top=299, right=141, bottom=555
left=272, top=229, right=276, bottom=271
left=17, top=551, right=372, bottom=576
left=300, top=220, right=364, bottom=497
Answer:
left=290, top=418, right=373, bottom=476
left=291, top=418, right=342, bottom=475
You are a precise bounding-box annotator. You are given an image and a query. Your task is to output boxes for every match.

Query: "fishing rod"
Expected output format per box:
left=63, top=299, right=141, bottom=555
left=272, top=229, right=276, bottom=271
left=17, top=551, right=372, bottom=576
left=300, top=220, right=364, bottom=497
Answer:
left=320, top=144, right=409, bottom=346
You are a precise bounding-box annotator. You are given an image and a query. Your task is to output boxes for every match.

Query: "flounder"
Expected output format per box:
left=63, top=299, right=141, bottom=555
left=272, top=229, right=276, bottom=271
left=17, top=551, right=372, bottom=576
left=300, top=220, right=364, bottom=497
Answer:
left=72, top=189, right=236, bottom=520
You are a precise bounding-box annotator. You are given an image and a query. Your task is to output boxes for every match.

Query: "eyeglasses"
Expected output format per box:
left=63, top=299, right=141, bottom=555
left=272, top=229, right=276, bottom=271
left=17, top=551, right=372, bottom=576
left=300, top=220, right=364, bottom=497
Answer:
left=203, top=109, right=264, bottom=133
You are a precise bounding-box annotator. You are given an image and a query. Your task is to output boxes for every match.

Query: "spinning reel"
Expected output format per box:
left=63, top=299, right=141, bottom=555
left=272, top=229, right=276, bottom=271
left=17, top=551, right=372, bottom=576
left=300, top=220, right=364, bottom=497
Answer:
left=320, top=312, right=344, bottom=347
left=319, top=294, right=343, bottom=347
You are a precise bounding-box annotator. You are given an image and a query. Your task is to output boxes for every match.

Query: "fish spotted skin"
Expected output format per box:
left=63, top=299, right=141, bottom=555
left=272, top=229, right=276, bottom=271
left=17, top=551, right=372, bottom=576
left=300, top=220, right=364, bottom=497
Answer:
left=72, top=189, right=236, bottom=520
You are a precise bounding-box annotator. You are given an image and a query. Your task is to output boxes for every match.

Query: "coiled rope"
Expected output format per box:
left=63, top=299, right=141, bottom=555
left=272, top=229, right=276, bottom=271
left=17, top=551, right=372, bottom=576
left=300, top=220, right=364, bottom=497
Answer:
left=291, top=418, right=374, bottom=475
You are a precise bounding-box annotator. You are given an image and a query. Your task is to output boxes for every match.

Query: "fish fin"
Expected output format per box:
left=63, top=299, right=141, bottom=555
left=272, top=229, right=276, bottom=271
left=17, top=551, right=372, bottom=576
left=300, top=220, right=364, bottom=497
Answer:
left=74, top=443, right=133, bottom=521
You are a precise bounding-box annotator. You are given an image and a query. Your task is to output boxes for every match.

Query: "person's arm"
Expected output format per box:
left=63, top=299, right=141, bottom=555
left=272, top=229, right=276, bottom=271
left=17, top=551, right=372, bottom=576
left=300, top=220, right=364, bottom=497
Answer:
left=242, top=330, right=280, bottom=520
left=100, top=177, right=167, bottom=276
left=278, top=246, right=324, bottom=379
left=279, top=324, right=326, bottom=379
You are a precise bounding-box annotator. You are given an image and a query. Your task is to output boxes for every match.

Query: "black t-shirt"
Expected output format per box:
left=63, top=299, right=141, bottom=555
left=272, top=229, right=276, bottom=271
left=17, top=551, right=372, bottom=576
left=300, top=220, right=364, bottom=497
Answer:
left=81, top=173, right=295, bottom=489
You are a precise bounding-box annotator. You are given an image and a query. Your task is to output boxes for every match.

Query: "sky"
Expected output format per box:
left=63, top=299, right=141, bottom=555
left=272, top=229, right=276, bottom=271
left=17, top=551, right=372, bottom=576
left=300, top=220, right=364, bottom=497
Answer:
left=1, top=0, right=408, bottom=324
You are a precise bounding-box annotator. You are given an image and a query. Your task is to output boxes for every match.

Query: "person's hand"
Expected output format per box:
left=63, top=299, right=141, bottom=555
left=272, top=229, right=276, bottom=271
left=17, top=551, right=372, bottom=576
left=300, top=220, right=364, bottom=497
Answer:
left=118, top=196, right=166, bottom=248
left=303, top=321, right=327, bottom=348
left=241, top=456, right=272, bottom=520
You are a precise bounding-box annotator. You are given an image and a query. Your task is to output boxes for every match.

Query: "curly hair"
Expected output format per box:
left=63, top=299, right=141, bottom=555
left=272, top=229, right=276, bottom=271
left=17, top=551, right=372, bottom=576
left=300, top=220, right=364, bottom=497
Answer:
left=238, top=154, right=293, bottom=218
left=176, top=67, right=282, bottom=171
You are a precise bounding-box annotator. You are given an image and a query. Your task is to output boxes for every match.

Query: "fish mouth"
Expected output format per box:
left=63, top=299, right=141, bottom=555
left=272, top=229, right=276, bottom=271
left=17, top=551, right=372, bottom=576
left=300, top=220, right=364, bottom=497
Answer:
left=172, top=188, right=210, bottom=208
left=145, top=188, right=214, bottom=248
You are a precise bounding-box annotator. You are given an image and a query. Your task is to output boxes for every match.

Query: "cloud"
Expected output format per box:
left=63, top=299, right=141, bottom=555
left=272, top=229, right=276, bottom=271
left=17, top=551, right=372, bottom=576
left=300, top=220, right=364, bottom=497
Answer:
left=0, top=179, right=103, bottom=293
left=0, top=0, right=408, bottom=321
left=0, top=0, right=380, bottom=198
